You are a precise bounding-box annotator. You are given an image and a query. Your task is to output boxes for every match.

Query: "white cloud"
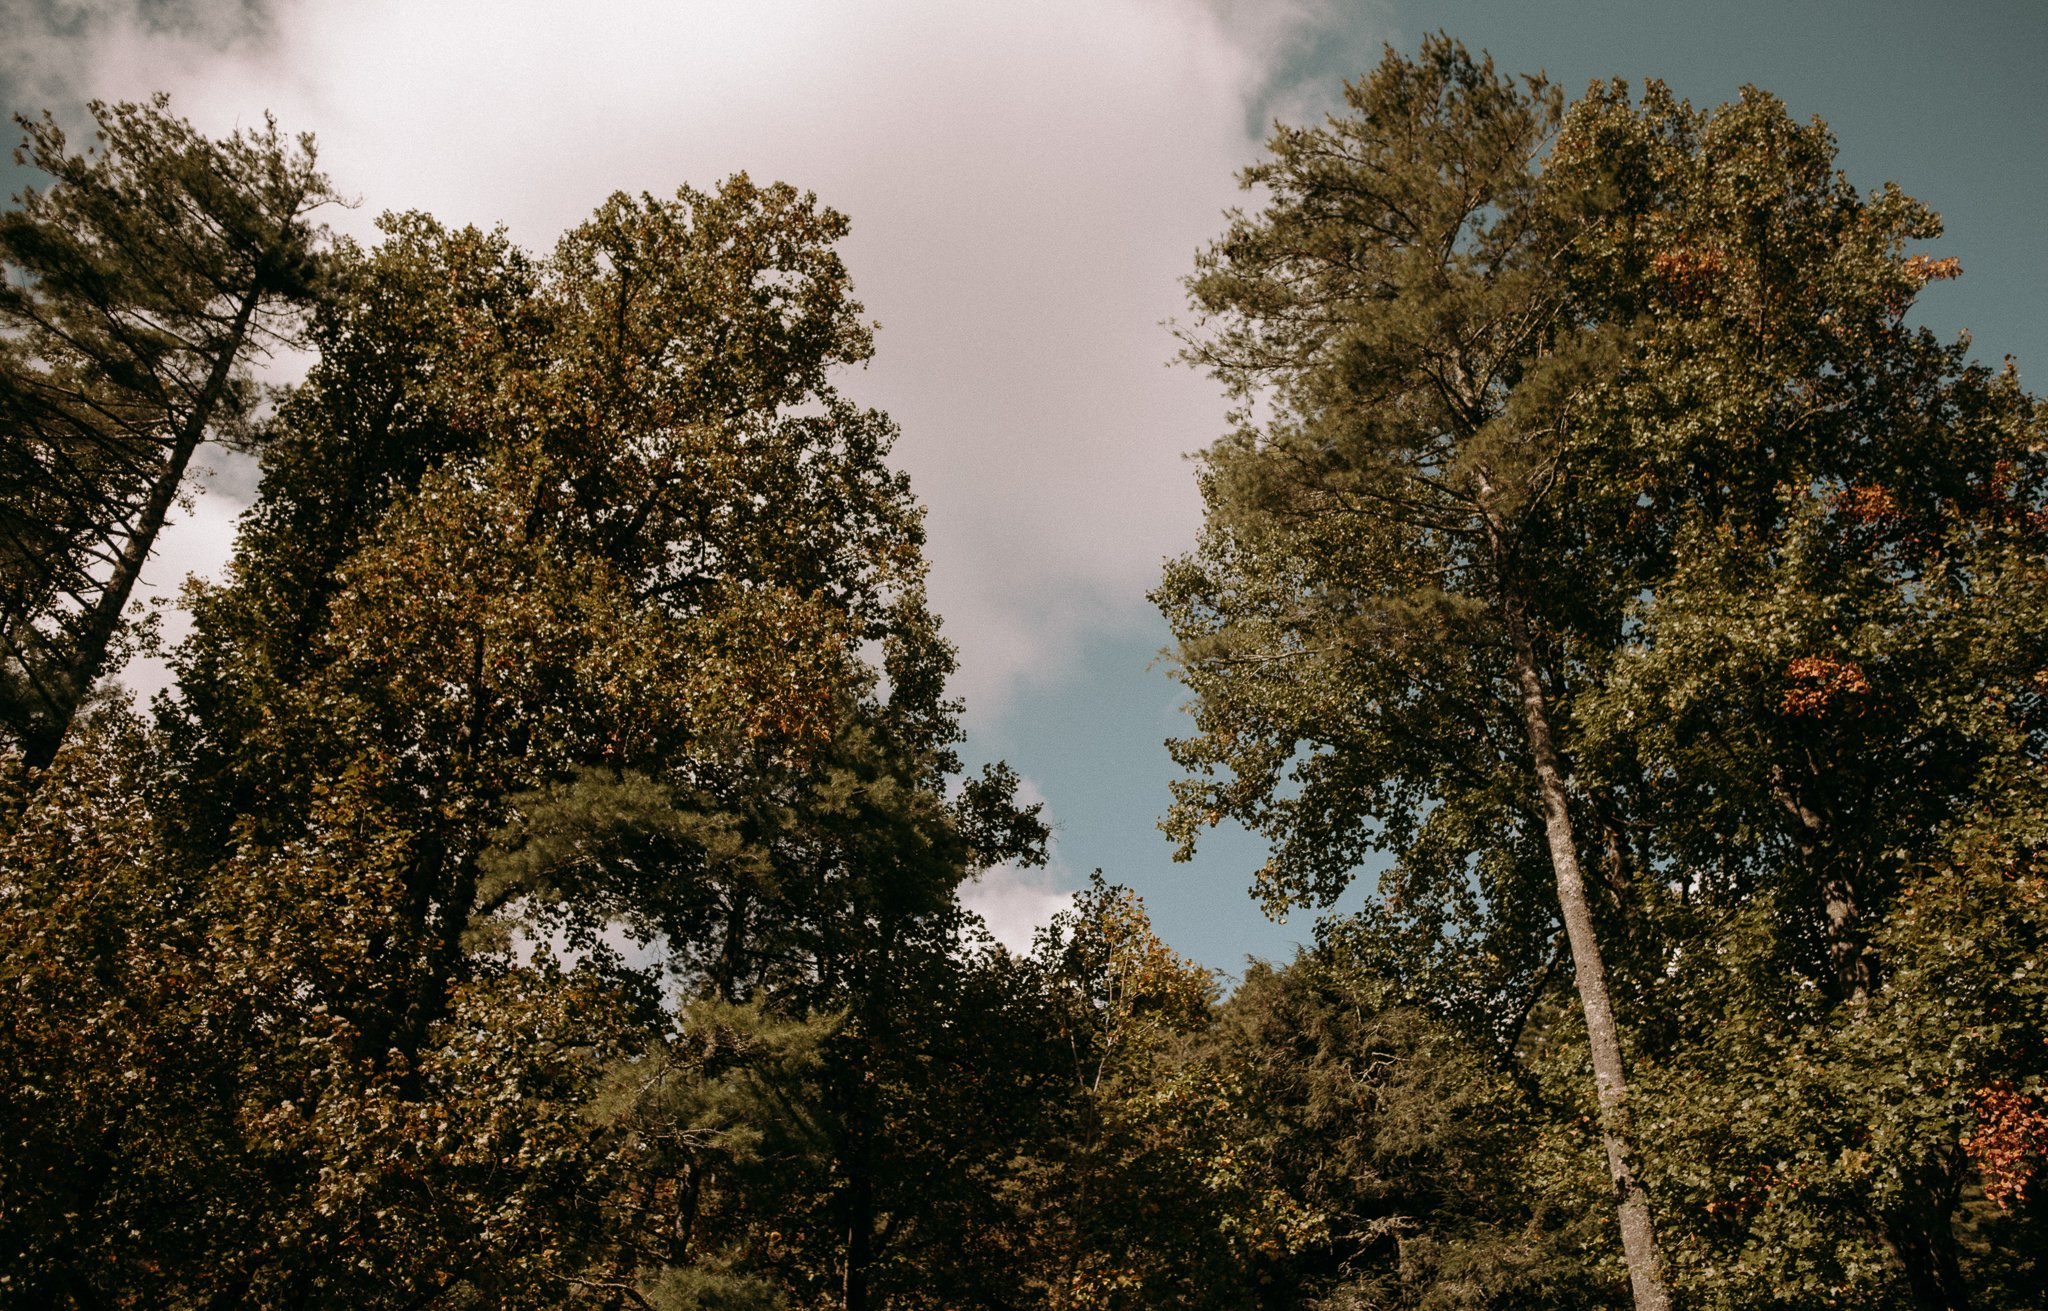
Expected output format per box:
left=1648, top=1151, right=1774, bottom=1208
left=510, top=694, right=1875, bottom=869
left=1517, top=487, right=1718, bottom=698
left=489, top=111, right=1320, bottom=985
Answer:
left=29, top=0, right=1368, bottom=727
left=957, top=770, right=1076, bottom=953
left=959, top=862, right=1075, bottom=957
left=118, top=453, right=258, bottom=705
left=0, top=0, right=270, bottom=133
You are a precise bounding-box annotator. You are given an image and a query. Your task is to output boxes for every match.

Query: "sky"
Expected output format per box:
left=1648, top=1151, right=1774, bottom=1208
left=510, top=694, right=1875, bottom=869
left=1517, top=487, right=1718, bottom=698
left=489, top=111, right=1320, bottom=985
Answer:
left=4, top=0, right=2043, bottom=979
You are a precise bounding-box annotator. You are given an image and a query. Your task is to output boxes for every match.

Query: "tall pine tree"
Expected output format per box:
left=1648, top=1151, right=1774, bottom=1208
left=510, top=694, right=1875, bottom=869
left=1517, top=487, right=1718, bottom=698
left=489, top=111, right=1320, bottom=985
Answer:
left=0, top=96, right=334, bottom=772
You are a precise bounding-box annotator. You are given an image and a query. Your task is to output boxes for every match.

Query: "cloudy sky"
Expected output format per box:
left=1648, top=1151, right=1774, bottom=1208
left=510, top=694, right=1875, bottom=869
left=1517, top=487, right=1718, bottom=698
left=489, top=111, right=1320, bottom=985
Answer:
left=5, top=0, right=2043, bottom=974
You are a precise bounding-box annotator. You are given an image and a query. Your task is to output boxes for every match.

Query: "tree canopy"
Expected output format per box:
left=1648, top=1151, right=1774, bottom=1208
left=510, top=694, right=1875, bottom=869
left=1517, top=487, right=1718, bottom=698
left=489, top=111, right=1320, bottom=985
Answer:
left=1161, top=36, right=2046, bottom=1311
left=2, top=51, right=2045, bottom=1311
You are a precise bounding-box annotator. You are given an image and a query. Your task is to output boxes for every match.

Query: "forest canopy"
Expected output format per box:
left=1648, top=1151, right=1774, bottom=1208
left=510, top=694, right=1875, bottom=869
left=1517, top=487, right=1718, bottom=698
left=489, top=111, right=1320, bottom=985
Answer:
left=3, top=38, right=2046, bottom=1311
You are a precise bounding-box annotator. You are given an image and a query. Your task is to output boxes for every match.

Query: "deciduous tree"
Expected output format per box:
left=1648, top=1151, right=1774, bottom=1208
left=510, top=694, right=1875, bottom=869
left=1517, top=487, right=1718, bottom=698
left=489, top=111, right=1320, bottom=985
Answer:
left=1160, top=39, right=2047, bottom=1310
left=1159, top=39, right=1672, bottom=1307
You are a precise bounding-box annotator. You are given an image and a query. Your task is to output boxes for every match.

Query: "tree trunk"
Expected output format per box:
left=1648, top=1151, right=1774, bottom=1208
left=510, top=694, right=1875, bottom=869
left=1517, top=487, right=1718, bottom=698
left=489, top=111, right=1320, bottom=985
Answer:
left=1502, top=592, right=1673, bottom=1311
left=1881, top=1205, right=1972, bottom=1311
left=19, top=280, right=265, bottom=772
left=842, top=1161, right=873, bottom=1311
left=842, top=934, right=882, bottom=1311
left=1768, top=764, right=1872, bottom=1003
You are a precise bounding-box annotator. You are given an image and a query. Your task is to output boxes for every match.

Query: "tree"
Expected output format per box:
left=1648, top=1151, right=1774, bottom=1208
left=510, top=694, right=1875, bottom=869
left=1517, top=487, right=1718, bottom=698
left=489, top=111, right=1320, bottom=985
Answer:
left=0, top=95, right=335, bottom=772
left=1205, top=937, right=1614, bottom=1309
left=4, top=168, right=1045, bottom=1307
left=1159, top=39, right=1671, bottom=1308
left=1010, top=876, right=1302, bottom=1311
left=1553, top=81, right=2048, bottom=1308
left=1160, top=39, right=2047, bottom=1310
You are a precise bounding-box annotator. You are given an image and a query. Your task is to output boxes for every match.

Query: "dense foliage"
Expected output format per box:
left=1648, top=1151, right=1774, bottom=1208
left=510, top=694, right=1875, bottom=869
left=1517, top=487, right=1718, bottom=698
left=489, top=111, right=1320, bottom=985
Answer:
left=3, top=44, right=2044, bottom=1311
left=1161, top=36, right=2047, bottom=1311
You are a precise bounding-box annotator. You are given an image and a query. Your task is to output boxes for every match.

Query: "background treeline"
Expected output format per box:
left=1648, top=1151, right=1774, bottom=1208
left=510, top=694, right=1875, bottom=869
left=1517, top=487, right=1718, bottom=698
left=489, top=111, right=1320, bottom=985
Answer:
left=1, top=38, right=2045, bottom=1311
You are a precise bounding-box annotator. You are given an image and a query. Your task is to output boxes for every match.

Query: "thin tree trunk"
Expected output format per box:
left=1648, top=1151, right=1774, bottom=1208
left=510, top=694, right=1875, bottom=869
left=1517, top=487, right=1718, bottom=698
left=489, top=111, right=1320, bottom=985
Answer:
left=1768, top=764, right=1872, bottom=1003
left=841, top=1010, right=876, bottom=1311
left=20, top=280, right=265, bottom=772
left=843, top=1160, right=873, bottom=1311
left=1501, top=592, right=1673, bottom=1311
left=841, top=925, right=886, bottom=1311
left=1881, top=1201, right=1972, bottom=1311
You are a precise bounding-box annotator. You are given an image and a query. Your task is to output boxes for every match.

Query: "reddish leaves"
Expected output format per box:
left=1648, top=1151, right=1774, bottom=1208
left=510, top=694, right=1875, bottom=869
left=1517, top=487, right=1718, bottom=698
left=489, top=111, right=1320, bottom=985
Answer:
left=1836, top=482, right=1904, bottom=528
left=1779, top=655, right=1871, bottom=719
left=1964, top=1082, right=2048, bottom=1208
left=1903, top=254, right=1963, bottom=285
left=1651, top=245, right=1728, bottom=307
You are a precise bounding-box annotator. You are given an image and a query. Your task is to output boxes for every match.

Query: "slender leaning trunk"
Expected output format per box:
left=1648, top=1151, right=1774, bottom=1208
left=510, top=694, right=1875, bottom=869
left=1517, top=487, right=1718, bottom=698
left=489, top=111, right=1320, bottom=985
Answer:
left=1501, top=591, right=1673, bottom=1311
left=20, top=282, right=264, bottom=772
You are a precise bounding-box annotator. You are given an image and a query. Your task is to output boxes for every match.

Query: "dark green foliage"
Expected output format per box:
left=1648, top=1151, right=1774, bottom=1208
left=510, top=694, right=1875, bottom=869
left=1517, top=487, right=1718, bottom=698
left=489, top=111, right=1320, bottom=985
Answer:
left=1162, top=36, right=2048, bottom=1311
left=2, top=156, right=1049, bottom=1309
left=1204, top=943, right=1613, bottom=1309
left=6, top=39, right=2048, bottom=1311
left=0, top=96, right=334, bottom=769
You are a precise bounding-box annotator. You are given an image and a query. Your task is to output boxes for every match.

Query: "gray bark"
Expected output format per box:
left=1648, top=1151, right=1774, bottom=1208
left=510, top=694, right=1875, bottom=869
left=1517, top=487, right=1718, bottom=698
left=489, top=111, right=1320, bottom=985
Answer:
left=1502, top=592, right=1673, bottom=1311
